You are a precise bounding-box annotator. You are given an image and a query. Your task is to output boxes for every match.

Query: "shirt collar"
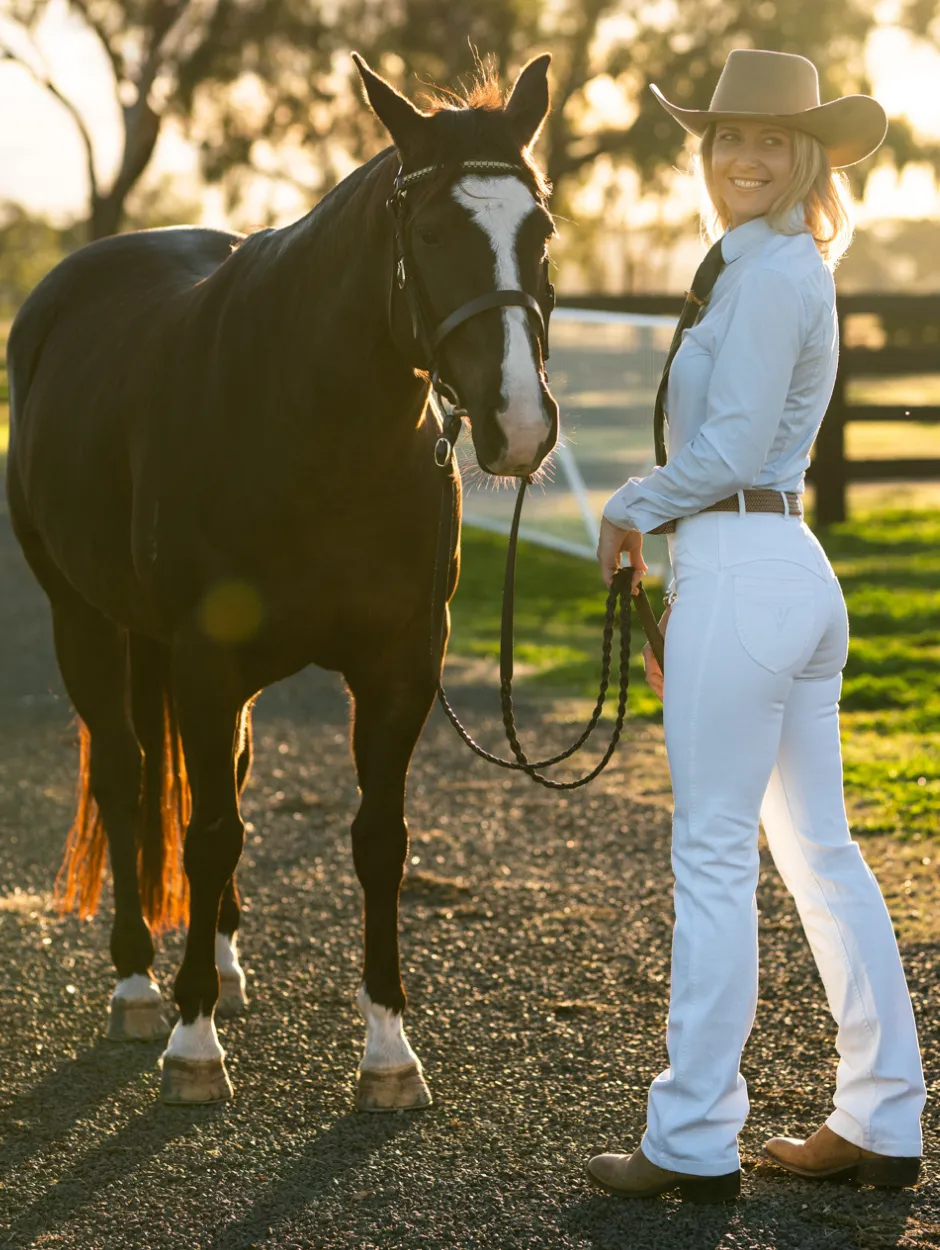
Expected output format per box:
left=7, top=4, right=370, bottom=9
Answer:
left=719, top=204, right=808, bottom=263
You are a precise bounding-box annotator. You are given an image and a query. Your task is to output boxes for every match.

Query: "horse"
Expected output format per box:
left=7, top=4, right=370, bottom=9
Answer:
left=5, top=53, right=559, bottom=1108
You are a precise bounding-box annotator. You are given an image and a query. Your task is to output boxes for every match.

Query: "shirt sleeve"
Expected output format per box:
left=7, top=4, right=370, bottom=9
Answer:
left=602, top=266, right=806, bottom=533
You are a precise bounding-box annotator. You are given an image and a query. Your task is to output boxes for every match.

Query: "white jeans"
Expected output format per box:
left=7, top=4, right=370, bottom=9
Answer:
left=641, top=508, right=925, bottom=1177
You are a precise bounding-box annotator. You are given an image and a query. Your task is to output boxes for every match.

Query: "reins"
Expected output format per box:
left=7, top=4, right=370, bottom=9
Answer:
left=391, top=157, right=663, bottom=788
left=430, top=441, right=635, bottom=790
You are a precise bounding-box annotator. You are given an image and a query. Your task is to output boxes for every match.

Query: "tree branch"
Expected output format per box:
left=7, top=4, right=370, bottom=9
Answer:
left=0, top=39, right=99, bottom=203
left=67, top=0, right=125, bottom=84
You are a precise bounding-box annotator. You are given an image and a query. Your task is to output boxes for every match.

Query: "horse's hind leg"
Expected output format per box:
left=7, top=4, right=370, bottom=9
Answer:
left=160, top=641, right=245, bottom=1103
left=52, top=603, right=170, bottom=1042
left=215, top=706, right=252, bottom=1018
left=346, top=652, right=436, bottom=1112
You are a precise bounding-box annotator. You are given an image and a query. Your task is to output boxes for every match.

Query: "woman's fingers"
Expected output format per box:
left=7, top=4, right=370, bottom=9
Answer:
left=642, top=642, right=664, bottom=701
left=597, top=518, right=645, bottom=589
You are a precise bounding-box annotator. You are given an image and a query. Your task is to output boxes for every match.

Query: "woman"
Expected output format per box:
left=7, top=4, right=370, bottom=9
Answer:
left=589, top=49, right=926, bottom=1204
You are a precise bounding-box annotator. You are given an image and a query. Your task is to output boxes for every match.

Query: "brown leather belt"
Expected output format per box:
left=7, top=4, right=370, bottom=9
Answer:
left=650, top=489, right=803, bottom=535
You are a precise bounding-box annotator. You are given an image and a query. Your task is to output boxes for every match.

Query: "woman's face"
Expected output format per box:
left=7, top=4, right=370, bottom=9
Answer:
left=709, top=121, right=795, bottom=228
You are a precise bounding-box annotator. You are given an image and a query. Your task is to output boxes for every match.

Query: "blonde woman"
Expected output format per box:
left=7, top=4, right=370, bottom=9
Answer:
left=590, top=49, right=925, bottom=1203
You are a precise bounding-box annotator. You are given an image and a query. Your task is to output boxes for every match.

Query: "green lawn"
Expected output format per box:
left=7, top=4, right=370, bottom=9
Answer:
left=452, top=513, right=940, bottom=840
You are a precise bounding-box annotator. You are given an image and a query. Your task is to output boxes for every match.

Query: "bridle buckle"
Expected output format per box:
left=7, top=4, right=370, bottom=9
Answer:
left=434, top=436, right=453, bottom=468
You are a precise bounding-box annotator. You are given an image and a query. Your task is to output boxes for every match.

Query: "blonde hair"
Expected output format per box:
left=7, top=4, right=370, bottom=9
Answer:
left=698, top=124, right=855, bottom=267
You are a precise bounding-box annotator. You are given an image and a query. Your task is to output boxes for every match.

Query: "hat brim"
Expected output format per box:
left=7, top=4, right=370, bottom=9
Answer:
left=650, top=83, right=887, bottom=167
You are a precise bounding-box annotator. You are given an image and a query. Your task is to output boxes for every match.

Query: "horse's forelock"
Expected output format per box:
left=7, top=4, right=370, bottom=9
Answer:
left=403, top=73, right=550, bottom=204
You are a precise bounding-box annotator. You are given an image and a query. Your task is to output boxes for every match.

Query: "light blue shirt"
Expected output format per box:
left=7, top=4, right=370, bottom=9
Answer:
left=602, top=211, right=839, bottom=533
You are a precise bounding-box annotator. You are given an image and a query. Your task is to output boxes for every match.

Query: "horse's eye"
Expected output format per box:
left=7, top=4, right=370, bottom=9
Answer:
left=417, top=228, right=440, bottom=247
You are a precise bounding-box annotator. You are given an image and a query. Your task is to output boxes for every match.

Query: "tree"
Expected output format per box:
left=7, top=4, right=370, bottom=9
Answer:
left=0, top=0, right=333, bottom=239
left=1, top=0, right=937, bottom=245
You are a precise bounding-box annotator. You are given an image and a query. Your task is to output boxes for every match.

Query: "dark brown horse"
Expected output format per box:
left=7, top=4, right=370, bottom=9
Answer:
left=5, top=54, right=558, bottom=1107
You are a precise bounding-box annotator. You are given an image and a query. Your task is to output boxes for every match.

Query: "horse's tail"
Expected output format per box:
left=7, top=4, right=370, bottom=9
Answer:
left=55, top=720, right=108, bottom=921
left=130, top=636, right=190, bottom=933
left=55, top=635, right=191, bottom=933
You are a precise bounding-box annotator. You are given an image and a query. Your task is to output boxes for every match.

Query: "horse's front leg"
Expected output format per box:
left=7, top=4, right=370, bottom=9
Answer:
left=346, top=653, right=436, bottom=1112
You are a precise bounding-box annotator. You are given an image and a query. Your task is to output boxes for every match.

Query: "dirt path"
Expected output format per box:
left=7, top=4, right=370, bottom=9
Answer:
left=1, top=492, right=937, bottom=1250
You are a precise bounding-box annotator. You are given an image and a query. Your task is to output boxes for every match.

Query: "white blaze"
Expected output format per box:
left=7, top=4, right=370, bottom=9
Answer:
left=453, top=175, right=550, bottom=472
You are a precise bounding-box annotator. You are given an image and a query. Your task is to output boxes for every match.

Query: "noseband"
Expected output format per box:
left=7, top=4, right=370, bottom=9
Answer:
left=386, top=159, right=555, bottom=464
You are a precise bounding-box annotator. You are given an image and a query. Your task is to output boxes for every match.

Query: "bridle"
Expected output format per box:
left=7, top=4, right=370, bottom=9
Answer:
left=385, top=158, right=555, bottom=465
left=387, top=157, right=655, bottom=789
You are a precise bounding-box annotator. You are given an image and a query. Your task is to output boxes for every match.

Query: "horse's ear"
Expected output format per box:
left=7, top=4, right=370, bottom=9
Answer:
left=504, top=53, right=551, bottom=150
left=352, top=53, right=426, bottom=154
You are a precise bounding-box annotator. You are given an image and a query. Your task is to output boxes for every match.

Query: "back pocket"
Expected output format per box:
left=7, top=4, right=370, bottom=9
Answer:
left=732, top=574, right=819, bottom=674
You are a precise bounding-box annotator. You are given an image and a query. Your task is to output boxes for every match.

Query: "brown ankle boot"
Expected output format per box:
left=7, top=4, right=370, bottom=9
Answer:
left=764, top=1124, right=920, bottom=1188
left=587, top=1145, right=740, bottom=1204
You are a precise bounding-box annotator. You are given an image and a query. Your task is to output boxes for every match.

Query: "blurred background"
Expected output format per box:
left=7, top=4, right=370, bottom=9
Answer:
left=2, top=0, right=940, bottom=552
left=0, top=3, right=937, bottom=841
left=2, top=0, right=940, bottom=290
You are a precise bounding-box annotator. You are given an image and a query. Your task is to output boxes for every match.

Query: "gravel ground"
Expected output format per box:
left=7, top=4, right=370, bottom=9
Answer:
left=1, top=492, right=938, bottom=1250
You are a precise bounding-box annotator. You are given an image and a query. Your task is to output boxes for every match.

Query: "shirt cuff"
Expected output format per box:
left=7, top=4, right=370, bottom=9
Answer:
left=602, top=479, right=642, bottom=530
left=603, top=479, right=672, bottom=534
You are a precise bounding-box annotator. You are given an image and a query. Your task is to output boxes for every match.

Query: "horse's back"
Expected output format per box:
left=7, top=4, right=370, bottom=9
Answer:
left=8, top=226, right=237, bottom=389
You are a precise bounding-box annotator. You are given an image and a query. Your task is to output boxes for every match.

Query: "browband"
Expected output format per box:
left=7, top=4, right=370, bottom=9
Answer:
left=396, top=160, right=528, bottom=191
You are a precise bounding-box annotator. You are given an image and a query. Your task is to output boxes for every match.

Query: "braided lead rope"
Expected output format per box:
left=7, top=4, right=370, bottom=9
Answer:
left=436, top=569, right=633, bottom=787
left=435, top=470, right=635, bottom=789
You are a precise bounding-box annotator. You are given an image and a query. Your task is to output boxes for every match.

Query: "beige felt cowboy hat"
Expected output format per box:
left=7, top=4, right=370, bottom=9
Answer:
left=651, top=49, right=887, bottom=168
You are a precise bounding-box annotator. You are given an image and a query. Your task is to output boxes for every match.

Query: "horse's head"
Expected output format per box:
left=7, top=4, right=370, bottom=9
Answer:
left=355, top=54, right=559, bottom=478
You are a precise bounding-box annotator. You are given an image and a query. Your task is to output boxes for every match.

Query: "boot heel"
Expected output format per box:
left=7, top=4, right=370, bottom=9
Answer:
left=856, top=1156, right=920, bottom=1189
left=678, top=1170, right=741, bottom=1204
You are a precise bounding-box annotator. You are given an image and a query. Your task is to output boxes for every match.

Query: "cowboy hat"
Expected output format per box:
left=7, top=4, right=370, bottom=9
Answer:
left=651, top=49, right=887, bottom=167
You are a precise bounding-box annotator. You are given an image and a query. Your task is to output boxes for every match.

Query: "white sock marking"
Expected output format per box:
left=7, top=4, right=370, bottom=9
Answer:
left=112, top=974, right=162, bottom=1004
left=215, top=932, right=242, bottom=976
left=453, top=175, right=550, bottom=471
left=357, top=985, right=421, bottom=1073
left=163, top=1013, right=225, bottom=1063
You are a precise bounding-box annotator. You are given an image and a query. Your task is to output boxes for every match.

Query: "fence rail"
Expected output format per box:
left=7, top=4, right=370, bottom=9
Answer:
left=559, top=291, right=940, bottom=524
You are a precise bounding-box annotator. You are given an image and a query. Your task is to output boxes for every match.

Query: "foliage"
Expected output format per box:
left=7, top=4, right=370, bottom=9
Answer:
left=0, top=204, right=82, bottom=317
left=451, top=510, right=940, bottom=840
left=0, top=0, right=332, bottom=237
left=1, top=0, right=940, bottom=241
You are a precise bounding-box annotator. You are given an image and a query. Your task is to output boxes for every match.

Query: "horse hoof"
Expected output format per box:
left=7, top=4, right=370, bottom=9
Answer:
left=215, top=971, right=249, bottom=1018
left=355, top=1063, right=432, bottom=1112
left=106, top=997, right=171, bottom=1043
left=160, top=1056, right=233, bottom=1105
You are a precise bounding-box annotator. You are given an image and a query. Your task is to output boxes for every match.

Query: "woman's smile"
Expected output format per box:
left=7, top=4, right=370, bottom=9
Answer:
left=712, top=120, right=795, bottom=226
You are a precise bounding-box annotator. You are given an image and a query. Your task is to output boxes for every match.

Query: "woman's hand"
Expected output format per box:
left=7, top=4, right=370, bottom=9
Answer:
left=597, top=517, right=647, bottom=591
left=642, top=603, right=672, bottom=701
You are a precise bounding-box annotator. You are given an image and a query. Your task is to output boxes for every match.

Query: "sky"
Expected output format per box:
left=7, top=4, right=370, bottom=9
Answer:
left=1, top=1, right=940, bottom=230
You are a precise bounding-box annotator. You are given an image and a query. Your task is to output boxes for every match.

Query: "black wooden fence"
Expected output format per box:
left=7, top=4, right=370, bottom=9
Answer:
left=559, top=292, right=940, bottom=525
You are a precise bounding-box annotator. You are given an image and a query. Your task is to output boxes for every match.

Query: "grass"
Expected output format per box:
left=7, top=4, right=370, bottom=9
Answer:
left=452, top=511, right=940, bottom=841
left=450, top=529, right=667, bottom=720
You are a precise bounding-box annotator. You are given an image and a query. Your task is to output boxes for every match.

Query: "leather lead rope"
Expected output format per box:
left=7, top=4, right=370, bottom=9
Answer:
left=432, top=428, right=660, bottom=789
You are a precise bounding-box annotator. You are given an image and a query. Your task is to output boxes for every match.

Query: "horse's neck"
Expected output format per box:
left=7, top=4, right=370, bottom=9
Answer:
left=236, top=162, right=414, bottom=411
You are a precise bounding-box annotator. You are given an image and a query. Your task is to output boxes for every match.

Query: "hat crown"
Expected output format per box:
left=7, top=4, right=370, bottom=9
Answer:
left=710, top=49, right=821, bottom=116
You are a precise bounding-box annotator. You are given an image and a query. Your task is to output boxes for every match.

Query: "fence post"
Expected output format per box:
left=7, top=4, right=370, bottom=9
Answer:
left=812, top=310, right=848, bottom=526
